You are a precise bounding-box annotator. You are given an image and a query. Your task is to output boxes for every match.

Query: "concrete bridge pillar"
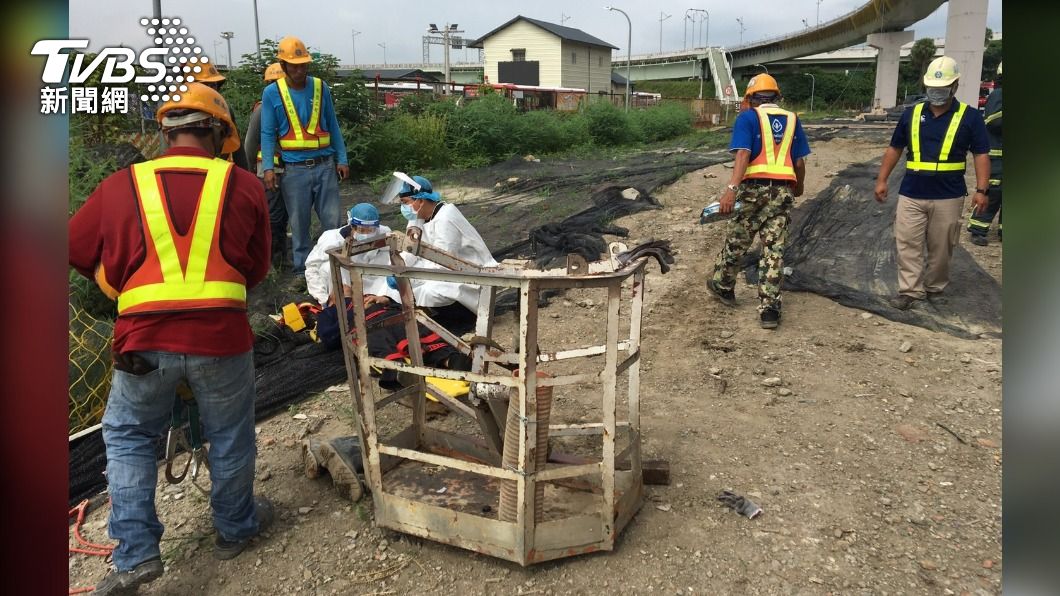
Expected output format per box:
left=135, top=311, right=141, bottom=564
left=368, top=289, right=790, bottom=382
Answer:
left=867, top=30, right=913, bottom=110
left=945, top=0, right=989, bottom=106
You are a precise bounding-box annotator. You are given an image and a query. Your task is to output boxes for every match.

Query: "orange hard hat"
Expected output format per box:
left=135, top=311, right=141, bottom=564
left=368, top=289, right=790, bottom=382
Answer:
left=264, top=62, right=284, bottom=82
left=745, top=73, right=780, bottom=97
left=277, top=36, right=312, bottom=64
left=156, top=82, right=240, bottom=155
left=196, top=62, right=226, bottom=83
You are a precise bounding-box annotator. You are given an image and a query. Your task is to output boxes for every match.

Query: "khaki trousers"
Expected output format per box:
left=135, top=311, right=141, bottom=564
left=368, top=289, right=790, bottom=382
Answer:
left=895, top=195, right=965, bottom=298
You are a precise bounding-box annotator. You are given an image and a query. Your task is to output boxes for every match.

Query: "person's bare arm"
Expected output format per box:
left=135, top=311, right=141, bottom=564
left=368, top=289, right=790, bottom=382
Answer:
left=720, top=149, right=752, bottom=214
left=793, top=158, right=806, bottom=197
left=972, top=152, right=991, bottom=215
left=875, top=146, right=903, bottom=202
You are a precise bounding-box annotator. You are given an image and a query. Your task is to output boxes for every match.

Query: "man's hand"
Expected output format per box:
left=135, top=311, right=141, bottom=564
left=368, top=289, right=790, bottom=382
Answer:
left=794, top=180, right=805, bottom=198
left=719, top=187, right=737, bottom=214
left=973, top=192, right=988, bottom=215
left=363, top=294, right=389, bottom=308
left=264, top=170, right=277, bottom=191
left=874, top=180, right=889, bottom=203
left=336, top=164, right=349, bottom=181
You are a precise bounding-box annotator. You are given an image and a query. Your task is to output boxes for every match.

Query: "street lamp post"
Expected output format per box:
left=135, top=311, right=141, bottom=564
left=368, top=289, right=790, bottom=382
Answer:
left=352, top=29, right=361, bottom=66
left=736, top=18, right=746, bottom=45
left=804, top=72, right=816, bottom=112
left=658, top=12, right=671, bottom=53
left=378, top=42, right=387, bottom=66
left=817, top=0, right=823, bottom=25
left=605, top=6, right=632, bottom=112
left=252, top=0, right=262, bottom=61
left=220, top=31, right=234, bottom=69
left=683, top=10, right=692, bottom=50
left=753, top=63, right=768, bottom=73
left=700, top=10, right=710, bottom=47
left=428, top=24, right=465, bottom=94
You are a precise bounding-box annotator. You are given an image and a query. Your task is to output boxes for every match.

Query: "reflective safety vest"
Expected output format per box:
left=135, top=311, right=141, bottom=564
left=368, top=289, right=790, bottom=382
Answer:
left=743, top=107, right=798, bottom=182
left=907, top=102, right=969, bottom=174
left=117, top=155, right=247, bottom=315
left=276, top=77, right=331, bottom=151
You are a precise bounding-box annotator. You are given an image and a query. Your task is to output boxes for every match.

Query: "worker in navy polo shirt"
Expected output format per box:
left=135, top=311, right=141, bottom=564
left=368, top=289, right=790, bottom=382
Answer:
left=874, top=56, right=991, bottom=310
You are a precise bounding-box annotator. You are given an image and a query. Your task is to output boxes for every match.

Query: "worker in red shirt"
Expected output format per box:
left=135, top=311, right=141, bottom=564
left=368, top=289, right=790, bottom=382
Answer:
left=69, top=83, right=273, bottom=594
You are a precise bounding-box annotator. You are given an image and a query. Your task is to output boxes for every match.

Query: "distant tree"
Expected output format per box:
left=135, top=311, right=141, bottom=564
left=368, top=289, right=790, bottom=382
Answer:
left=908, top=38, right=937, bottom=89
left=984, top=27, right=993, bottom=49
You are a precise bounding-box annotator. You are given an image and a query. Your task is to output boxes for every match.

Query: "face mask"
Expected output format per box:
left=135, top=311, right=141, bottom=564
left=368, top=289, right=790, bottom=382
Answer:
left=353, top=232, right=374, bottom=241
left=925, top=87, right=951, bottom=106
left=400, top=203, right=418, bottom=221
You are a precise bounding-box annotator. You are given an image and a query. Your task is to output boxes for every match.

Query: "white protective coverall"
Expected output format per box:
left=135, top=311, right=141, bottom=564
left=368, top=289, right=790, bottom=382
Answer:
left=401, top=202, right=499, bottom=312
left=304, top=225, right=393, bottom=306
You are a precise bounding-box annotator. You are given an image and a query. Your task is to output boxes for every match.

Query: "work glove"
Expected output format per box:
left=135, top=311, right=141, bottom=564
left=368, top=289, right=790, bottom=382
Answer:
left=717, top=490, right=763, bottom=519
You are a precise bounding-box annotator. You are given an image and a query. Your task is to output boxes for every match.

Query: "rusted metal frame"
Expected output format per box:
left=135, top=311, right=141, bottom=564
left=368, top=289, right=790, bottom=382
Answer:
left=534, top=514, right=606, bottom=553
left=468, top=285, right=506, bottom=455
left=424, top=383, right=478, bottom=419
left=548, top=421, right=630, bottom=437
left=336, top=259, right=385, bottom=494
left=422, top=428, right=500, bottom=467
left=600, top=281, right=621, bottom=545
left=536, top=340, right=632, bottom=363
left=376, top=444, right=520, bottom=481
left=347, top=262, right=524, bottom=288
left=536, top=373, right=600, bottom=388
left=534, top=462, right=602, bottom=482
left=614, top=430, right=639, bottom=469
left=613, top=471, right=644, bottom=539
left=375, top=385, right=419, bottom=411
left=391, top=250, right=427, bottom=443
left=515, top=280, right=541, bottom=558
left=398, top=236, right=494, bottom=274
left=376, top=495, right=520, bottom=562
left=365, top=358, right=519, bottom=386
left=627, top=267, right=646, bottom=498
left=414, top=310, right=473, bottom=354
left=339, top=236, right=389, bottom=259
left=616, top=348, right=641, bottom=376
left=378, top=424, right=421, bottom=474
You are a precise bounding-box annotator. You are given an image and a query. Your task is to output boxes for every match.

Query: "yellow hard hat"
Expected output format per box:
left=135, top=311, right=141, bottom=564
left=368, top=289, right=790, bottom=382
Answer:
left=264, top=62, right=285, bottom=82
left=745, top=73, right=780, bottom=97
left=196, top=63, right=226, bottom=83
left=923, top=56, right=959, bottom=87
left=156, top=82, right=240, bottom=155
left=277, top=36, right=312, bottom=64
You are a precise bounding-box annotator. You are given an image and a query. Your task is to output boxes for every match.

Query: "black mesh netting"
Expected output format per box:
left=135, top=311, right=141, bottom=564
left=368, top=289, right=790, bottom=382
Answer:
left=742, top=157, right=1001, bottom=339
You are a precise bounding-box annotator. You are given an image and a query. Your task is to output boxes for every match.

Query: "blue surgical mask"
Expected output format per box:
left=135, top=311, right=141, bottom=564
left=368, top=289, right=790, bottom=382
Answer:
left=925, top=87, right=952, bottom=106
left=400, top=204, right=418, bottom=221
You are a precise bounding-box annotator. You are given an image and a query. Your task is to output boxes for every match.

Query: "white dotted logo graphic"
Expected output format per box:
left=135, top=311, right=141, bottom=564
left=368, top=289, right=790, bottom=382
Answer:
left=138, top=17, right=204, bottom=103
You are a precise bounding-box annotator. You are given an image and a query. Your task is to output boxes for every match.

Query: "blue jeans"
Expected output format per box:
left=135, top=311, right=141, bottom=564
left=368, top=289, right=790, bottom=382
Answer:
left=102, top=351, right=259, bottom=571
left=281, top=158, right=343, bottom=273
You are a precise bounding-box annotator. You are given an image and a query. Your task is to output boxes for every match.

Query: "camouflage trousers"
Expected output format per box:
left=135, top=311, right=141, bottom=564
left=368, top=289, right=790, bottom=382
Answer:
left=711, top=183, right=794, bottom=311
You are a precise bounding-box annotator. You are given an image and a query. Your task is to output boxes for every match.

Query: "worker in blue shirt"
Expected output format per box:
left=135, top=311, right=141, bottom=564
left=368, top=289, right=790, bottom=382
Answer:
left=967, top=61, right=1002, bottom=246
left=260, top=36, right=349, bottom=274
left=875, top=56, right=991, bottom=310
left=707, top=74, right=810, bottom=329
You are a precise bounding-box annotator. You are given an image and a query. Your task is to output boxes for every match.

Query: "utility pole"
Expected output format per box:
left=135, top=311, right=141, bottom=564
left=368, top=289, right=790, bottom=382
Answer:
left=252, top=0, right=262, bottom=61
left=428, top=24, right=464, bottom=94
left=658, top=12, right=671, bottom=53
left=352, top=29, right=361, bottom=65
left=605, top=6, right=631, bottom=112
left=220, top=31, right=234, bottom=69
left=378, top=42, right=387, bottom=66
left=817, top=0, right=823, bottom=25
left=736, top=17, right=746, bottom=45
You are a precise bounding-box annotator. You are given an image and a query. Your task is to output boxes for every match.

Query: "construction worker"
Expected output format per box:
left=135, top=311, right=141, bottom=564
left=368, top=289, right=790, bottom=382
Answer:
left=304, top=202, right=394, bottom=309
left=194, top=62, right=252, bottom=173
left=68, top=83, right=274, bottom=594
left=967, top=61, right=1002, bottom=246
left=874, top=56, right=991, bottom=310
left=245, top=62, right=289, bottom=270
left=260, top=36, right=350, bottom=274
left=705, top=74, right=810, bottom=329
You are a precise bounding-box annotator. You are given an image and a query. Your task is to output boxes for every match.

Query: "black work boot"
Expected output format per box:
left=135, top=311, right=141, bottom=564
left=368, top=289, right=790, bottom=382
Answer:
left=760, top=307, right=781, bottom=329
left=969, top=234, right=988, bottom=246
left=92, top=558, right=164, bottom=595
left=214, top=496, right=275, bottom=561
left=707, top=279, right=736, bottom=307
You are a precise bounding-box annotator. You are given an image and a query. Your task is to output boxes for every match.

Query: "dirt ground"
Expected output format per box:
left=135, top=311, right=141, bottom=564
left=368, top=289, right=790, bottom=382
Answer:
left=69, top=131, right=1003, bottom=595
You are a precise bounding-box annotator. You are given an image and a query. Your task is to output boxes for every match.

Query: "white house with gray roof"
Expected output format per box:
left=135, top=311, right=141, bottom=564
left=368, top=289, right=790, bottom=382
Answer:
left=469, top=16, right=618, bottom=94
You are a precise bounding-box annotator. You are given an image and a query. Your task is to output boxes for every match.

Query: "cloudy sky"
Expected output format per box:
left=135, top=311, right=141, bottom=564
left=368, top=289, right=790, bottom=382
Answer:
left=69, top=0, right=1002, bottom=67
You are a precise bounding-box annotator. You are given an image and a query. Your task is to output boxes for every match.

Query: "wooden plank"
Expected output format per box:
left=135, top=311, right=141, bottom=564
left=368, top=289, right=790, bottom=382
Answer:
left=600, top=282, right=621, bottom=539
left=377, top=444, right=519, bottom=480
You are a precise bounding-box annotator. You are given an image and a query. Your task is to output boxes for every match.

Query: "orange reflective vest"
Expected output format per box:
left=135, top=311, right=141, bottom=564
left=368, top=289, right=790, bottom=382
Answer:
left=277, top=77, right=331, bottom=151
left=117, top=155, right=248, bottom=315
left=907, top=101, right=968, bottom=174
left=743, top=107, right=798, bottom=183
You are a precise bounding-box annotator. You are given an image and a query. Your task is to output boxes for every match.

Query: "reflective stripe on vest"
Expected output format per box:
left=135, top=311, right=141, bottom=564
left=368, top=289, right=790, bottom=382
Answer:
left=117, top=155, right=247, bottom=315
left=989, top=149, right=1003, bottom=157
left=277, top=77, right=331, bottom=151
left=907, top=102, right=968, bottom=173
left=256, top=150, right=283, bottom=164
left=984, top=109, right=1002, bottom=125
left=743, top=107, right=798, bottom=182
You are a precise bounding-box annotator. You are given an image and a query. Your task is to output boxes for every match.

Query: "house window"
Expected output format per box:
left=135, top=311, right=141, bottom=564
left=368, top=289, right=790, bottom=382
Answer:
left=571, top=51, right=577, bottom=64
left=511, top=49, right=526, bottom=62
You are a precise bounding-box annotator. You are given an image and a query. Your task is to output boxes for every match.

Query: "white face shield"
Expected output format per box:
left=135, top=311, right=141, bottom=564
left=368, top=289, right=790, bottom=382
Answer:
left=380, top=171, right=421, bottom=204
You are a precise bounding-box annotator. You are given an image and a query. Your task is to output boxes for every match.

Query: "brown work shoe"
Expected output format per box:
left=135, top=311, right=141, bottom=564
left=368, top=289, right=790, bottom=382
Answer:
left=888, top=295, right=918, bottom=310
